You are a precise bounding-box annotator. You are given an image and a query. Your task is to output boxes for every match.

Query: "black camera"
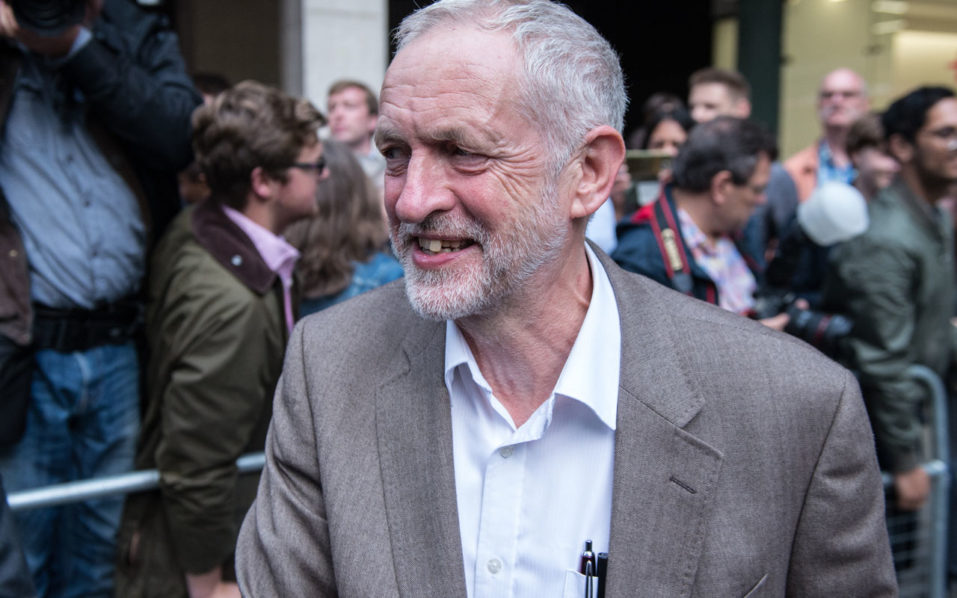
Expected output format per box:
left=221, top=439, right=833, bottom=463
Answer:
left=753, top=289, right=852, bottom=357
left=9, top=0, right=86, bottom=35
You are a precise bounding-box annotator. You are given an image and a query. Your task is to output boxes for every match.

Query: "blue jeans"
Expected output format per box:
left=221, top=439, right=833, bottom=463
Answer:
left=0, top=342, right=140, bottom=598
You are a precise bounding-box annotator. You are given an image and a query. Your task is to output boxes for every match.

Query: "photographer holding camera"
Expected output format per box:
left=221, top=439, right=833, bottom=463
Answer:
left=752, top=181, right=868, bottom=357
left=614, top=116, right=794, bottom=330
left=0, top=0, right=199, bottom=596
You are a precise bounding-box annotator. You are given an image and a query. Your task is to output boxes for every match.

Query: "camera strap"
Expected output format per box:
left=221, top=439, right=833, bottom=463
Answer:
left=649, top=192, right=695, bottom=296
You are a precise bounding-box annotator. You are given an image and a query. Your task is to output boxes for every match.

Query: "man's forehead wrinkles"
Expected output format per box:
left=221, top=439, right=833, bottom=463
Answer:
left=380, top=119, right=503, bottom=149
left=380, top=102, right=511, bottom=149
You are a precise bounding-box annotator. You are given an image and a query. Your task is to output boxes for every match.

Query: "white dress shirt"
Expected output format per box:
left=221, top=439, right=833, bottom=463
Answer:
left=585, top=198, right=618, bottom=255
left=446, top=244, right=621, bottom=598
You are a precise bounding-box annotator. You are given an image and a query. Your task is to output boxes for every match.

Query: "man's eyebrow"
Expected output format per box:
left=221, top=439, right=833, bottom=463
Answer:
left=376, top=124, right=489, bottom=148
left=374, top=123, right=404, bottom=146
left=429, top=127, right=474, bottom=146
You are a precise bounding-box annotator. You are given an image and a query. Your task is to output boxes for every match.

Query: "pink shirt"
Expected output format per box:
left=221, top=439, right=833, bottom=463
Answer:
left=677, top=208, right=756, bottom=315
left=222, top=205, right=300, bottom=332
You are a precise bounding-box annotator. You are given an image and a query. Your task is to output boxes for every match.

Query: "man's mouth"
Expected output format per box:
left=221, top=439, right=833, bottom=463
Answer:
left=417, top=237, right=475, bottom=254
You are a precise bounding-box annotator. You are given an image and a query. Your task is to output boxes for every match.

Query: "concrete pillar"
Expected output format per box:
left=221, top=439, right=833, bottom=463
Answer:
left=292, top=0, right=390, bottom=113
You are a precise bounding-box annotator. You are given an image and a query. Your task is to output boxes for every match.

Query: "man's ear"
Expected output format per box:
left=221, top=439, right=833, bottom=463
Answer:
left=735, top=98, right=752, bottom=120
left=569, top=125, right=626, bottom=220
left=710, top=170, right=733, bottom=206
left=250, top=166, right=277, bottom=203
left=888, top=134, right=914, bottom=164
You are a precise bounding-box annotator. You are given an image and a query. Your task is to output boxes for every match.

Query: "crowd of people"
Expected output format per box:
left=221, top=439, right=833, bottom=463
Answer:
left=0, top=0, right=955, bottom=596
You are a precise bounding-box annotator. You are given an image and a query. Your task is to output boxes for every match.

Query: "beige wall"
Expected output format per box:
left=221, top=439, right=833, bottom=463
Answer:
left=713, top=17, right=738, bottom=71
left=892, top=30, right=957, bottom=95
left=301, top=0, right=389, bottom=113
left=778, top=0, right=957, bottom=158
left=174, top=0, right=389, bottom=110
left=779, top=0, right=878, bottom=158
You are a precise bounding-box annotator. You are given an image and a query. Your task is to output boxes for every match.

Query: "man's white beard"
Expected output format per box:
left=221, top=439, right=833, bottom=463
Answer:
left=391, top=184, right=567, bottom=321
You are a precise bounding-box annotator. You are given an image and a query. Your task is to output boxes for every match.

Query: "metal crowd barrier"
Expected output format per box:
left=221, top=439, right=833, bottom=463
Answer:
left=881, top=365, right=951, bottom=598
left=7, top=453, right=266, bottom=511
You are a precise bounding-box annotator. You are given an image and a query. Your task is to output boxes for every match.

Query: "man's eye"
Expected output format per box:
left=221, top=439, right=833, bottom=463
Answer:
left=381, top=146, right=407, bottom=161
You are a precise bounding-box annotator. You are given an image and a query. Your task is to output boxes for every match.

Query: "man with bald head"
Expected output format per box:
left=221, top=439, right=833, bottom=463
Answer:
left=236, top=1, right=895, bottom=596
left=786, top=68, right=870, bottom=201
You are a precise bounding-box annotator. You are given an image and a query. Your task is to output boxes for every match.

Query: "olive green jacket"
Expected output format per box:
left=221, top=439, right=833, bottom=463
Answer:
left=116, top=200, right=290, bottom=597
left=822, top=178, right=955, bottom=473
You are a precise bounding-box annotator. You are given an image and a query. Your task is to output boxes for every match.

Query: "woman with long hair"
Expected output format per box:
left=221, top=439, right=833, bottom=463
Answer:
left=285, top=139, right=403, bottom=315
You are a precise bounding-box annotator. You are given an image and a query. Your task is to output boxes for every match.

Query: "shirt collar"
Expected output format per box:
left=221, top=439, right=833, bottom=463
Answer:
left=444, top=243, right=620, bottom=431
left=221, top=205, right=300, bottom=283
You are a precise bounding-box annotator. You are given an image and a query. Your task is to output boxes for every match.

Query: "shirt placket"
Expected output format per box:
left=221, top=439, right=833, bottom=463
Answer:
left=473, top=441, right=525, bottom=598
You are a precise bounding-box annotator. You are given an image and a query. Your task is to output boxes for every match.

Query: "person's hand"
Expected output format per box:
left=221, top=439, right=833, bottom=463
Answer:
left=759, top=299, right=809, bottom=332
left=0, top=0, right=82, bottom=57
left=186, top=567, right=241, bottom=598
left=759, top=311, right=789, bottom=331
left=894, top=466, right=930, bottom=511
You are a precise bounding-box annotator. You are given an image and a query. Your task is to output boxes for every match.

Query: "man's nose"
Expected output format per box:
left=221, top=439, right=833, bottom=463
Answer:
left=392, top=152, right=456, bottom=223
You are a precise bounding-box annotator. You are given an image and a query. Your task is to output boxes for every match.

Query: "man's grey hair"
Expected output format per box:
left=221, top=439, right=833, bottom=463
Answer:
left=395, top=0, right=627, bottom=176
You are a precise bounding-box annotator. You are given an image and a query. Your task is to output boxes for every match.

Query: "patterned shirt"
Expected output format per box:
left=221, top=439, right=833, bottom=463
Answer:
left=817, top=140, right=856, bottom=187
left=677, top=209, right=756, bottom=315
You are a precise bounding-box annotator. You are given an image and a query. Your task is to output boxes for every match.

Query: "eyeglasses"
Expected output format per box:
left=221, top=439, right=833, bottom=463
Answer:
left=820, top=90, right=862, bottom=101
left=289, top=158, right=327, bottom=177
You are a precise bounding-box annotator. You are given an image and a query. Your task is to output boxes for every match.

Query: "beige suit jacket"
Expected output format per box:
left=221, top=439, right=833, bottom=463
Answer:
left=237, top=251, right=897, bottom=597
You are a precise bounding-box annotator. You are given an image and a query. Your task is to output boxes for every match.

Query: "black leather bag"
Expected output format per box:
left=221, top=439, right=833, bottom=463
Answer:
left=0, top=335, right=31, bottom=449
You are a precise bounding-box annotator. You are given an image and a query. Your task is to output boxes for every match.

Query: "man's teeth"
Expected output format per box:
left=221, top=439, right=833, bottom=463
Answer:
left=419, top=238, right=467, bottom=253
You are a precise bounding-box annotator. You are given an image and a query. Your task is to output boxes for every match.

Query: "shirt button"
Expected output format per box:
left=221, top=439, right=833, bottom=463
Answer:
left=487, top=558, right=502, bottom=574
left=231, top=255, right=243, bottom=266
left=500, top=446, right=514, bottom=458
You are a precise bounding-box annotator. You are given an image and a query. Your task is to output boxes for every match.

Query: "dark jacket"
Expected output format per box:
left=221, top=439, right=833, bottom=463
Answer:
left=821, top=178, right=956, bottom=473
left=612, top=185, right=761, bottom=308
left=0, top=0, right=200, bottom=347
left=115, top=201, right=290, bottom=597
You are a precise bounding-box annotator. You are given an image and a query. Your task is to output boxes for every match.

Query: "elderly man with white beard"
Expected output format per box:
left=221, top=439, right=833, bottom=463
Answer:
left=236, top=1, right=896, bottom=596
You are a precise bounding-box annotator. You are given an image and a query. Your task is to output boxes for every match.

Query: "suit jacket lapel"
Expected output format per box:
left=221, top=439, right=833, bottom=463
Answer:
left=375, top=318, right=468, bottom=597
left=600, top=252, right=724, bottom=597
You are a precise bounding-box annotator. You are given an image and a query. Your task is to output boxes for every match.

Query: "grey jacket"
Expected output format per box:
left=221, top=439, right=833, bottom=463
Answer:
left=238, top=250, right=897, bottom=597
left=822, top=177, right=956, bottom=473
